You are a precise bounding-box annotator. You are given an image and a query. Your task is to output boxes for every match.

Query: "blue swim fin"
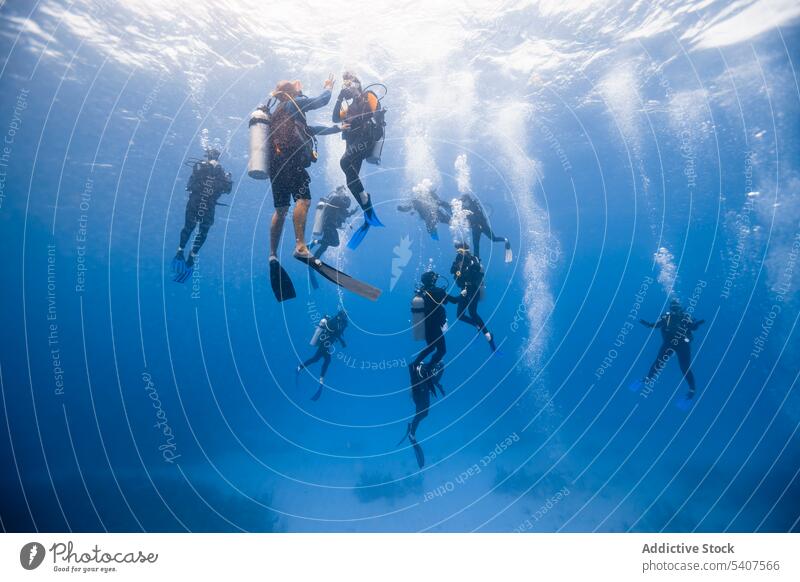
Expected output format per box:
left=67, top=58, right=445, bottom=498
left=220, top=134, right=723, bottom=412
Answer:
left=430, top=229, right=439, bottom=241
left=347, top=222, right=371, bottom=250
left=364, top=206, right=384, bottom=227
left=172, top=251, right=194, bottom=283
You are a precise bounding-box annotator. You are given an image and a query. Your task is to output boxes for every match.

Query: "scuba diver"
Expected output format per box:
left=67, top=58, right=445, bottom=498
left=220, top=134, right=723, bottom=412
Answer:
left=411, top=271, right=460, bottom=375
left=636, top=298, right=705, bottom=407
left=260, top=76, right=380, bottom=302
left=397, top=179, right=452, bottom=240
left=307, top=186, right=358, bottom=289
left=460, top=193, right=512, bottom=262
left=451, top=242, right=497, bottom=353
left=399, top=360, right=444, bottom=468
left=332, top=71, right=387, bottom=249
left=296, top=310, right=348, bottom=401
left=172, top=148, right=232, bottom=283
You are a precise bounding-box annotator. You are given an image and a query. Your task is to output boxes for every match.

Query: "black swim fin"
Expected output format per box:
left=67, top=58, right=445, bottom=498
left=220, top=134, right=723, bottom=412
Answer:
left=269, top=259, right=296, bottom=302
left=294, top=253, right=381, bottom=301
left=311, top=383, right=323, bottom=401
left=396, top=423, right=425, bottom=468
left=347, top=221, right=371, bottom=250
left=409, top=433, right=425, bottom=468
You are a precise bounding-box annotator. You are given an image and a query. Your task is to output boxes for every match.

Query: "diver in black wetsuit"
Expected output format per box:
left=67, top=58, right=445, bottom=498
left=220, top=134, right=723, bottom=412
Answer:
left=296, top=310, right=348, bottom=401
left=332, top=71, right=385, bottom=241
left=451, top=243, right=497, bottom=353
left=306, top=186, right=358, bottom=289
left=397, top=181, right=452, bottom=240
left=172, top=148, right=232, bottom=282
left=400, top=361, right=445, bottom=468
left=460, top=193, right=511, bottom=261
left=308, top=186, right=358, bottom=256
left=639, top=299, right=704, bottom=400
left=411, top=271, right=460, bottom=374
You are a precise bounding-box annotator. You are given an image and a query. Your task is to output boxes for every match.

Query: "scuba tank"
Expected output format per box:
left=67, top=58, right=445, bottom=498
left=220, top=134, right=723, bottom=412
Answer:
left=247, top=107, right=271, bottom=180
left=310, top=318, right=327, bottom=346
left=311, top=199, right=330, bottom=239
left=362, top=85, right=387, bottom=166
left=411, top=294, right=426, bottom=341
left=366, top=109, right=385, bottom=165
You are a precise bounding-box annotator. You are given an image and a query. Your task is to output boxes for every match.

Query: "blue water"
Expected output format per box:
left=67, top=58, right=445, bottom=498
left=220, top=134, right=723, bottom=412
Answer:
left=1, top=0, right=799, bottom=532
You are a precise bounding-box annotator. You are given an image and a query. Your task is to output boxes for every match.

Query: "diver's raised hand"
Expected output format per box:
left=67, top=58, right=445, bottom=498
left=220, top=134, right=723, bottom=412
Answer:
left=324, top=74, right=335, bottom=91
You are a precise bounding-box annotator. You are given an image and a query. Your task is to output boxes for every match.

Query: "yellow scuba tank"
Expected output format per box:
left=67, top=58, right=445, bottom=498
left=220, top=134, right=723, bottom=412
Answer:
left=247, top=107, right=271, bottom=179
left=411, top=294, right=426, bottom=341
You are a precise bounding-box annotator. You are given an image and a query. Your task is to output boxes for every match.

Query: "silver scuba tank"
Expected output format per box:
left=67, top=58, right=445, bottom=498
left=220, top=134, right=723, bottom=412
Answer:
left=247, top=108, right=270, bottom=180
left=366, top=135, right=384, bottom=165
left=411, top=295, right=426, bottom=341
left=366, top=109, right=385, bottom=165
left=310, top=318, right=327, bottom=346
left=311, top=199, right=329, bottom=239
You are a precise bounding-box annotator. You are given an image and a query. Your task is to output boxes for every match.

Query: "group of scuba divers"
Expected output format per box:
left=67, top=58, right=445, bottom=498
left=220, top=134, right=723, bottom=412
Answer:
left=169, top=73, right=705, bottom=468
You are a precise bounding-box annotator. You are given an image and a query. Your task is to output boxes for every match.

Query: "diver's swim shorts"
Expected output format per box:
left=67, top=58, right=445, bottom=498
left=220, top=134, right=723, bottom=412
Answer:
left=270, top=161, right=311, bottom=208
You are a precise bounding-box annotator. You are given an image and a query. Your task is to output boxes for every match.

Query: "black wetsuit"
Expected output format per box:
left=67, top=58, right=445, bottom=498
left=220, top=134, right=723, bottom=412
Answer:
left=461, top=194, right=507, bottom=259
left=640, top=311, right=704, bottom=393
left=412, top=285, right=459, bottom=369
left=451, top=250, right=490, bottom=335
left=333, top=89, right=381, bottom=212
left=409, top=363, right=444, bottom=436
left=179, top=160, right=232, bottom=256
left=299, top=316, right=347, bottom=377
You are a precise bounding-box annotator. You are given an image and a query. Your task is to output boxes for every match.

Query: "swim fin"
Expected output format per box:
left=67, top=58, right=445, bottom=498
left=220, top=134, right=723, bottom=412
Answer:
left=430, top=229, right=439, bottom=241
left=675, top=397, right=694, bottom=411
left=504, top=240, right=513, bottom=263
left=347, top=221, right=371, bottom=250
left=409, top=432, right=425, bottom=468
left=364, top=205, right=384, bottom=227
left=172, top=251, right=194, bottom=283
left=294, top=252, right=381, bottom=301
left=269, top=258, right=296, bottom=302
left=311, top=383, right=323, bottom=401
left=397, top=424, right=425, bottom=468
